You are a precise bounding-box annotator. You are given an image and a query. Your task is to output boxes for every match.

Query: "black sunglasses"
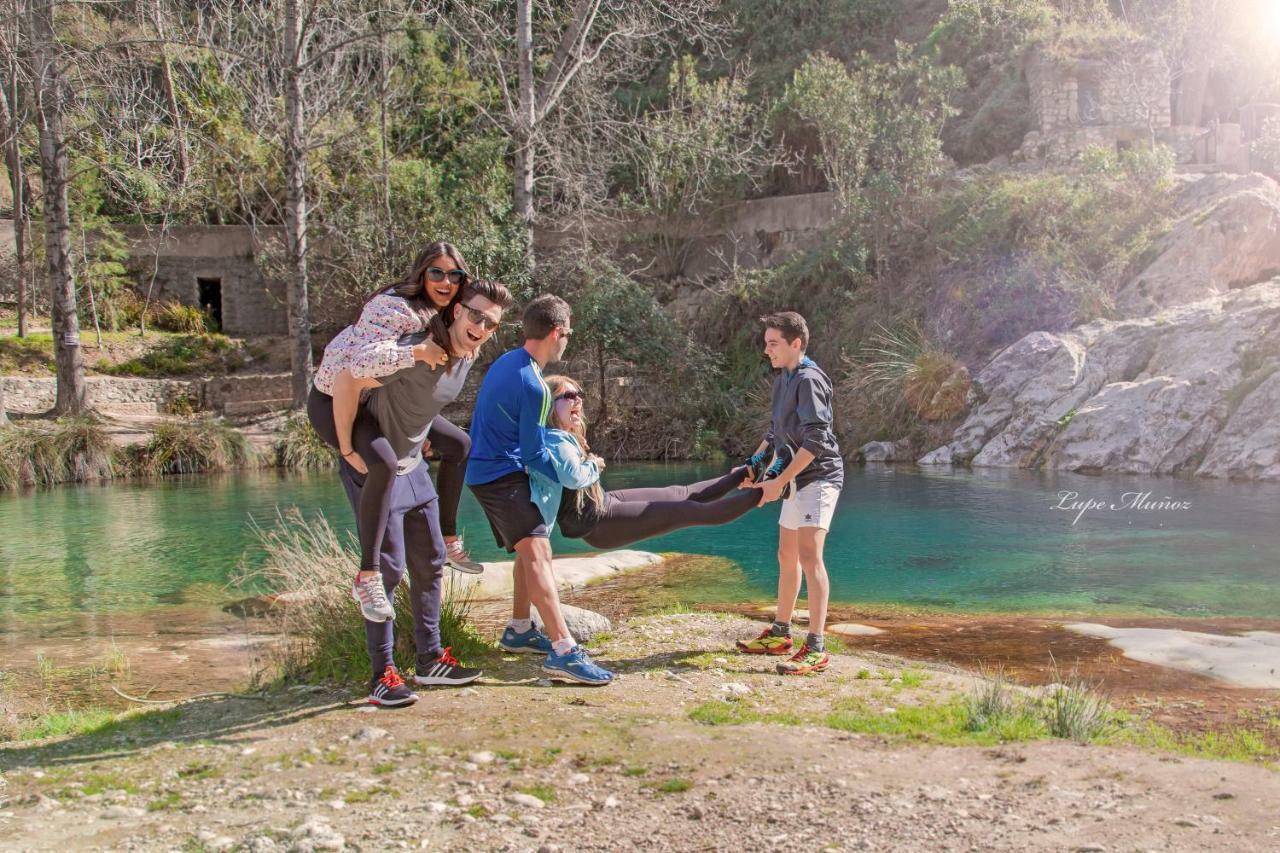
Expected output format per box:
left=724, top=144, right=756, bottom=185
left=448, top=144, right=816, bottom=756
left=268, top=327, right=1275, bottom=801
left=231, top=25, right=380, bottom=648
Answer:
left=425, top=266, right=468, bottom=285
left=461, top=303, right=501, bottom=331
left=556, top=390, right=584, bottom=403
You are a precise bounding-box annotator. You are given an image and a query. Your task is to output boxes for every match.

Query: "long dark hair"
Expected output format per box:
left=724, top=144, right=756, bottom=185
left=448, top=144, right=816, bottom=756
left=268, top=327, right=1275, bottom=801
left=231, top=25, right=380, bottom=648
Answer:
left=362, top=241, right=469, bottom=357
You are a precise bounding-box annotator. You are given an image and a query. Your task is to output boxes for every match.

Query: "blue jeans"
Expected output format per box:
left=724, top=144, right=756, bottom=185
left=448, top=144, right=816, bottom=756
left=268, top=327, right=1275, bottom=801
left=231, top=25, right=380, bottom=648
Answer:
left=339, top=459, right=446, bottom=676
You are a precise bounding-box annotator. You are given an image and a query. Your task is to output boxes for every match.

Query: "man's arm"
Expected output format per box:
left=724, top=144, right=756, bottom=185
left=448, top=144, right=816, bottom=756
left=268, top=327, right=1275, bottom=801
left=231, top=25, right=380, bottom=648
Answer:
left=754, top=376, right=831, bottom=503
left=519, top=373, right=559, bottom=481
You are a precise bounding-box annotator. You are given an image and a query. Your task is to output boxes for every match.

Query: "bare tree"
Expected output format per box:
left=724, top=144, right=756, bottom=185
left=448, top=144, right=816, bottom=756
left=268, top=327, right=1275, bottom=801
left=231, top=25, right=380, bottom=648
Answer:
left=26, top=0, right=85, bottom=414
left=197, top=0, right=411, bottom=406
left=432, top=0, right=728, bottom=267
left=0, top=0, right=31, bottom=337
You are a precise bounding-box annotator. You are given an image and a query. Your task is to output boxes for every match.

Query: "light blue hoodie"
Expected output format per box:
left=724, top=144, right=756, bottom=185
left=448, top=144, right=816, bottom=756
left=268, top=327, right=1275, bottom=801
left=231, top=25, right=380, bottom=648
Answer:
left=528, top=428, right=602, bottom=532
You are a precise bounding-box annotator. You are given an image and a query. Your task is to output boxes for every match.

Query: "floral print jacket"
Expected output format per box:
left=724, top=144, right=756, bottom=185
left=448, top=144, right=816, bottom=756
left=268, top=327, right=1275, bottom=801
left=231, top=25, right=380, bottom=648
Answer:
left=313, top=294, right=425, bottom=395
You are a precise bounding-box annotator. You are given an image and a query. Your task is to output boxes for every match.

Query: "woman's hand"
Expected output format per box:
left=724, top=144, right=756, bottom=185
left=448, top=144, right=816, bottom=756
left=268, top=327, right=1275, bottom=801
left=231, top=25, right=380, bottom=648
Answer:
left=341, top=448, right=368, bottom=475
left=588, top=453, right=606, bottom=471
left=412, top=339, right=449, bottom=370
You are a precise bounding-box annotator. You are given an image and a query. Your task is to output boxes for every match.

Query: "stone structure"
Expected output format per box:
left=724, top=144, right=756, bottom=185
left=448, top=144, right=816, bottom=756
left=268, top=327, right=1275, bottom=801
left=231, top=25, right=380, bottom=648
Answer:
left=0, top=372, right=292, bottom=416
left=120, top=225, right=288, bottom=337
left=1018, top=44, right=1172, bottom=163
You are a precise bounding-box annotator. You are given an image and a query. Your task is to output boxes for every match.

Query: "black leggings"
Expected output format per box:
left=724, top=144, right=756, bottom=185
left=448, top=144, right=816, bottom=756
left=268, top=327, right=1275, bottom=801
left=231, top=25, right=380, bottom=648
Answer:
left=426, top=416, right=469, bottom=539
left=308, top=387, right=397, bottom=570
left=580, top=466, right=760, bottom=550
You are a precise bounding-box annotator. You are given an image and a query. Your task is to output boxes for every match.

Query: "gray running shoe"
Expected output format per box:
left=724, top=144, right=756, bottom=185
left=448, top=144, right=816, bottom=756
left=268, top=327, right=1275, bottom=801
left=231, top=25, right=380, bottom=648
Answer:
left=445, top=538, right=484, bottom=574
left=351, top=572, right=395, bottom=622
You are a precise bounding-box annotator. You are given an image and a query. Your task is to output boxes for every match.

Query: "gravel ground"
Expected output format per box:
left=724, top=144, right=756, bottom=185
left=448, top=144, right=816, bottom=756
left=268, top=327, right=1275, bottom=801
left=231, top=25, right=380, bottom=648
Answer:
left=2, top=612, right=1278, bottom=852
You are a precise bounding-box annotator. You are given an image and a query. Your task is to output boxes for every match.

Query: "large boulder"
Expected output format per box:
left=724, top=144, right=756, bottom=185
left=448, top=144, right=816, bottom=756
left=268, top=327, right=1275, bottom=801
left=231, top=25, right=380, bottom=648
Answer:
left=532, top=604, right=612, bottom=643
left=1116, top=173, right=1280, bottom=318
left=927, top=279, right=1280, bottom=478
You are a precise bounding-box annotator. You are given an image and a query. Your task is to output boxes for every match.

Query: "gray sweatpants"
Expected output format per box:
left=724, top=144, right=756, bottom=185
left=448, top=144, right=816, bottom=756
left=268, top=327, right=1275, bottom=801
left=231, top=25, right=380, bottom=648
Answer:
left=338, top=458, right=446, bottom=676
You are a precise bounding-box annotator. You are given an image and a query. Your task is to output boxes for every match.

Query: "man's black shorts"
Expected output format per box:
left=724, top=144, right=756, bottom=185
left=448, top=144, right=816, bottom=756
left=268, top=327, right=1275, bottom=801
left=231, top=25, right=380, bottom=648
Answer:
left=468, top=471, right=550, bottom=553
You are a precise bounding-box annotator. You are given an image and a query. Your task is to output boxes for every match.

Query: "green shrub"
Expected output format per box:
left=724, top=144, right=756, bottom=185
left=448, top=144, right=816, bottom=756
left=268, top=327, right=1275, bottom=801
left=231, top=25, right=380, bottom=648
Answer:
left=275, top=414, right=336, bottom=471
left=103, top=334, right=244, bottom=377
left=241, top=508, right=491, bottom=684
left=0, top=334, right=56, bottom=374
left=1042, top=671, right=1114, bottom=741
left=153, top=301, right=207, bottom=334
left=128, top=418, right=255, bottom=476
left=0, top=416, right=117, bottom=490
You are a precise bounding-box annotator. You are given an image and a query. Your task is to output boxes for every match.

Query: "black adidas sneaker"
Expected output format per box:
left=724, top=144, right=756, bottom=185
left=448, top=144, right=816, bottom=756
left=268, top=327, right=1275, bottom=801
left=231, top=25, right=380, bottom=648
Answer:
left=367, top=665, right=417, bottom=707
left=413, top=647, right=482, bottom=687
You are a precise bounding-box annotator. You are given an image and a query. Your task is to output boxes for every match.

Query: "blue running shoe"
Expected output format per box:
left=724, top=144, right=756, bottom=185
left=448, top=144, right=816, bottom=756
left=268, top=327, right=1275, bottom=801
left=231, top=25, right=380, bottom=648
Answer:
left=499, top=625, right=554, bottom=655
left=542, top=646, right=614, bottom=686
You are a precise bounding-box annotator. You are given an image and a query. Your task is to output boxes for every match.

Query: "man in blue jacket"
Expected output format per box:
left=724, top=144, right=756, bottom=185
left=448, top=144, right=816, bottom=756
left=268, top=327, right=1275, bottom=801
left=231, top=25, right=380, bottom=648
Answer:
left=466, top=294, right=613, bottom=686
left=736, top=311, right=844, bottom=675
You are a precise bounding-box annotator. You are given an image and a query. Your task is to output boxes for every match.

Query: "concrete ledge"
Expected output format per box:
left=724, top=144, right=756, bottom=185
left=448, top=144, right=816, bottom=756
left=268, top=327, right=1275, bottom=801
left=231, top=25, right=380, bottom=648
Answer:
left=451, top=549, right=663, bottom=601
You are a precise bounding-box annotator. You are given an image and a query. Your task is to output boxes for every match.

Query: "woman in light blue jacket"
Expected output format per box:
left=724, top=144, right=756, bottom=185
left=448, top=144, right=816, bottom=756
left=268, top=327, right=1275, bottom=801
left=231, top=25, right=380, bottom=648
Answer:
left=529, top=375, right=762, bottom=547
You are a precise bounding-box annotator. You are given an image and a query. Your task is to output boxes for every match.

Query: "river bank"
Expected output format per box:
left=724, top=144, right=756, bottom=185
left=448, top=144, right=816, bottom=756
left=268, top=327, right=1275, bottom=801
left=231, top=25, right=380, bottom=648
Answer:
left=8, top=550, right=1278, bottom=758
left=3, top=609, right=1279, bottom=852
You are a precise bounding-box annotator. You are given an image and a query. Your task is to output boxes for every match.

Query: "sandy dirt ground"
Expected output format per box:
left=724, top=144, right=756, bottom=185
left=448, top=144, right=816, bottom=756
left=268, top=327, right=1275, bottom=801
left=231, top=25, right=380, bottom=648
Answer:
left=2, top=612, right=1279, bottom=852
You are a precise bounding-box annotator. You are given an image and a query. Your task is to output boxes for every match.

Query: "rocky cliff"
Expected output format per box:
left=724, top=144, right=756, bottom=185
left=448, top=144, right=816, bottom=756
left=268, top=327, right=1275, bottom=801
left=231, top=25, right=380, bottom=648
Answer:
left=920, top=172, right=1280, bottom=480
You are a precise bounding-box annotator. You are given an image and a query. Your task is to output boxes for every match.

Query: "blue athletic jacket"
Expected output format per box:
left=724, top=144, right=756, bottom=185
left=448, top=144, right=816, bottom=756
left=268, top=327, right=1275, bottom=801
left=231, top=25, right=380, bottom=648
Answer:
left=464, top=347, right=560, bottom=486
left=529, top=428, right=603, bottom=532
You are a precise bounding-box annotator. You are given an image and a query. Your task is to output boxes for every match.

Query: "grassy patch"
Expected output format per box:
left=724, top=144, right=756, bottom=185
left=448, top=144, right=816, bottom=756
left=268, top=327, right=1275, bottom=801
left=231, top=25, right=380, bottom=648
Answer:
left=12, top=705, right=182, bottom=743
left=178, top=762, right=220, bottom=781
left=688, top=699, right=806, bottom=727
left=127, top=418, right=257, bottom=476
left=1042, top=677, right=1113, bottom=741
left=0, top=416, right=117, bottom=490
left=344, top=785, right=393, bottom=804
left=241, top=508, right=491, bottom=685
left=0, top=333, right=55, bottom=373
left=79, top=772, right=140, bottom=796
left=649, top=777, right=693, bottom=794
left=622, top=765, right=648, bottom=777
left=1112, top=719, right=1279, bottom=765
left=518, top=784, right=557, bottom=803
left=372, top=762, right=395, bottom=775
left=275, top=414, right=336, bottom=471
left=16, top=707, right=116, bottom=741
left=147, top=791, right=184, bottom=811
left=99, top=333, right=251, bottom=377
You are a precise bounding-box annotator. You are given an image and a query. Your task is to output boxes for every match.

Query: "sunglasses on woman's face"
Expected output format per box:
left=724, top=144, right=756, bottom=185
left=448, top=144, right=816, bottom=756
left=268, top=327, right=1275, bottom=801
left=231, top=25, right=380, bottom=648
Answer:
left=425, top=266, right=468, bottom=285
left=461, top=303, right=501, bottom=331
left=556, top=390, right=584, bottom=403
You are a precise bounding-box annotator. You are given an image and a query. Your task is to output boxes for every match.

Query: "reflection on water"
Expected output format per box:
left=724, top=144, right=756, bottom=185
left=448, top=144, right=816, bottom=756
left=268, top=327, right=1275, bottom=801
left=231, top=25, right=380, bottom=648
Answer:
left=2, top=464, right=1279, bottom=620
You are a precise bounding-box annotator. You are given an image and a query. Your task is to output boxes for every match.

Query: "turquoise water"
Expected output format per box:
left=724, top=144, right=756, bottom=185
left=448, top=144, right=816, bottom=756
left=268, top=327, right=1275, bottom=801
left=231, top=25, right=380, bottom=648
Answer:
left=2, top=464, right=1278, bottom=619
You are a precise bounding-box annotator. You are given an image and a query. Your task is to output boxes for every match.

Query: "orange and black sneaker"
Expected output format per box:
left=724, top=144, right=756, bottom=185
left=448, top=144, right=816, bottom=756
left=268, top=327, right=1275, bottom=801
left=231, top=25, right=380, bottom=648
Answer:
left=367, top=665, right=417, bottom=707
left=736, top=628, right=794, bottom=656
left=776, top=644, right=829, bottom=675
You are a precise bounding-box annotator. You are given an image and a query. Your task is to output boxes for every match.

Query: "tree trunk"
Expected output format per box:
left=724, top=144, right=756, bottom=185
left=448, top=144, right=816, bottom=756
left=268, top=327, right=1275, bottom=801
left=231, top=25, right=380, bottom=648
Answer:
left=595, top=339, right=607, bottom=447
left=514, top=0, right=536, bottom=270
left=1, top=56, right=28, bottom=337
left=378, top=31, right=392, bottom=254
left=151, top=0, right=189, bottom=185
left=283, top=0, right=313, bottom=407
left=30, top=0, right=86, bottom=415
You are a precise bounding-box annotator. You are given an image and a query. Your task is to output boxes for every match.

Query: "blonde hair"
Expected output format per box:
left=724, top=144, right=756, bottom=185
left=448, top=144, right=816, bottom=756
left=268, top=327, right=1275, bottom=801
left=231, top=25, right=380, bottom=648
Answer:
left=545, top=375, right=605, bottom=512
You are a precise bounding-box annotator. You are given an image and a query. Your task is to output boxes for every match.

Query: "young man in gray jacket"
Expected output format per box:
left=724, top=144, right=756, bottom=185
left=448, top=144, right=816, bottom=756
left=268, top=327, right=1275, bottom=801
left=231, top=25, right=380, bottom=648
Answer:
left=736, top=311, right=844, bottom=674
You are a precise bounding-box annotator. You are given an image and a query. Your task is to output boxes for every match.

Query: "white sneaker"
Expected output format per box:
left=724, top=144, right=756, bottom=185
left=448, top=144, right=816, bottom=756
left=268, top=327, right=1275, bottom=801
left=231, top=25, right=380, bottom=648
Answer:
left=351, top=572, right=395, bottom=622
left=445, top=538, right=484, bottom=574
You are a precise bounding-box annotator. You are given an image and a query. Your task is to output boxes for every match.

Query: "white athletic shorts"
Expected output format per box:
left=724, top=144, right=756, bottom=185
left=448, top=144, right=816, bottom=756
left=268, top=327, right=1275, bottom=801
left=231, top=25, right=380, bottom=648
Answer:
left=778, top=480, right=841, bottom=531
